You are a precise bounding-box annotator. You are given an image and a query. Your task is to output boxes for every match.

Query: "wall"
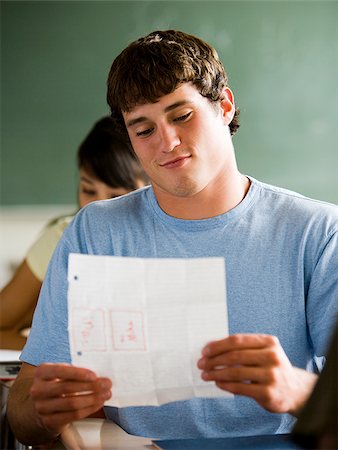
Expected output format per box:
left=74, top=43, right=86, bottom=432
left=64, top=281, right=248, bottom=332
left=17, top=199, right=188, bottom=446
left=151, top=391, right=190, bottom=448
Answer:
left=2, top=0, right=337, bottom=206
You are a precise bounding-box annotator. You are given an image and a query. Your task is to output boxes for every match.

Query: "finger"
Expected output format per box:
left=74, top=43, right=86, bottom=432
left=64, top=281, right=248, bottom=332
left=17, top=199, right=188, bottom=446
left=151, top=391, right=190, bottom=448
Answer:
left=214, top=380, right=267, bottom=400
left=60, top=377, right=112, bottom=398
left=202, top=334, right=279, bottom=357
left=198, top=347, right=282, bottom=370
left=35, top=384, right=112, bottom=415
left=31, top=377, right=112, bottom=401
left=31, top=379, right=95, bottom=400
left=35, top=363, right=97, bottom=382
left=201, top=366, right=270, bottom=384
left=214, top=381, right=285, bottom=413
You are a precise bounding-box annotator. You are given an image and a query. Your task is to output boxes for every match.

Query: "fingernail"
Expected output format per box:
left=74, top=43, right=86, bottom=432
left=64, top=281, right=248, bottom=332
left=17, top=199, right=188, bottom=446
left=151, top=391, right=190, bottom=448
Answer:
left=86, top=372, right=96, bottom=381
left=202, top=346, right=210, bottom=356
left=100, top=390, right=111, bottom=400
left=100, top=380, right=111, bottom=389
left=197, top=358, right=205, bottom=369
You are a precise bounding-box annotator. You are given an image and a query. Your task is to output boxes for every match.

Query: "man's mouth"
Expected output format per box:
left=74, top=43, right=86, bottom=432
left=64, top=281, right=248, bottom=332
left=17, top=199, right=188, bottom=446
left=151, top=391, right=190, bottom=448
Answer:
left=159, top=155, right=191, bottom=169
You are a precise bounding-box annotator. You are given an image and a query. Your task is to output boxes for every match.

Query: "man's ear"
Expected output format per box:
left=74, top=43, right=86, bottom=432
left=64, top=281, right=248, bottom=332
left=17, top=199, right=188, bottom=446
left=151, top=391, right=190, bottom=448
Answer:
left=220, top=87, right=235, bottom=125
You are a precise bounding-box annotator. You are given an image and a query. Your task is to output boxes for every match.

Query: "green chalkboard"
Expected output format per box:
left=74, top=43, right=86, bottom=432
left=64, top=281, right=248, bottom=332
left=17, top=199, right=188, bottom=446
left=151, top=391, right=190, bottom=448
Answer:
left=1, top=1, right=337, bottom=205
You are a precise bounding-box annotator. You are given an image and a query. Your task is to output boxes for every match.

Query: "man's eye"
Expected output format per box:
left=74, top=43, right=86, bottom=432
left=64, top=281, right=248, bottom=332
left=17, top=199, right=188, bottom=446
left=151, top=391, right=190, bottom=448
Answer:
left=173, top=112, right=192, bottom=122
left=136, top=128, right=153, bottom=137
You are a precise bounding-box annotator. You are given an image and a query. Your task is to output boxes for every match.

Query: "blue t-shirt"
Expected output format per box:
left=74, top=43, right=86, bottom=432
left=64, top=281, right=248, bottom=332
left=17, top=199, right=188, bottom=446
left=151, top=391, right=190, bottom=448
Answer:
left=21, top=177, right=338, bottom=438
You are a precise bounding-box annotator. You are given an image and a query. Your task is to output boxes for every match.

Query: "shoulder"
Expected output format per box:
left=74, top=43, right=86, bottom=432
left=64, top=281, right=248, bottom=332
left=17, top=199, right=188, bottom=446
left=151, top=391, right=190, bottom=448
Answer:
left=250, top=177, right=338, bottom=239
left=253, top=177, right=338, bottom=216
left=79, top=186, right=152, bottom=220
left=61, top=187, right=153, bottom=245
left=27, top=214, right=74, bottom=254
left=45, top=214, right=75, bottom=236
left=25, top=215, right=75, bottom=281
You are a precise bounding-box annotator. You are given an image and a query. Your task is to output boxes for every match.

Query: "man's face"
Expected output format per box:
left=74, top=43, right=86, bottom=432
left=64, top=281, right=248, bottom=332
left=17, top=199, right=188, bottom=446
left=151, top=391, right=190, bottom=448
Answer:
left=122, top=83, right=235, bottom=201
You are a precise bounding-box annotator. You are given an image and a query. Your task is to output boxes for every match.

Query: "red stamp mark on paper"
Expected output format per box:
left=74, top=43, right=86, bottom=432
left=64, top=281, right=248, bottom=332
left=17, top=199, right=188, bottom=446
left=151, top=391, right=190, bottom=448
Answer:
left=110, top=310, right=147, bottom=351
left=72, top=307, right=107, bottom=353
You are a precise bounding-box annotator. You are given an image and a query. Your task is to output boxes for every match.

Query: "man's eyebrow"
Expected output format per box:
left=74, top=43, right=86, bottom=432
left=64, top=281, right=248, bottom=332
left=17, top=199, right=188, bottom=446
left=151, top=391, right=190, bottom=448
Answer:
left=126, top=116, right=148, bottom=128
left=125, top=100, right=192, bottom=128
left=164, top=100, right=191, bottom=113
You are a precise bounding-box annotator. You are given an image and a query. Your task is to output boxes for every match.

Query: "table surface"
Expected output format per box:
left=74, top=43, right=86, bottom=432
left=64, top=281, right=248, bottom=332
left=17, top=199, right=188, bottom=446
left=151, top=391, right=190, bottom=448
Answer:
left=61, top=419, right=301, bottom=450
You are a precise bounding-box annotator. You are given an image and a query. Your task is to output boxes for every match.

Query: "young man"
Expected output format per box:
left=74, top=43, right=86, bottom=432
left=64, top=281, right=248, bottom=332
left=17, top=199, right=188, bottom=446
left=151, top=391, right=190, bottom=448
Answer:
left=8, top=30, right=338, bottom=446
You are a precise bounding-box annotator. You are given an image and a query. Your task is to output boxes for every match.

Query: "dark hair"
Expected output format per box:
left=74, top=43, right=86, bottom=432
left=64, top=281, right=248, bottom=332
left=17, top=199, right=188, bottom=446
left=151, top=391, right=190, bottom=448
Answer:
left=107, top=30, right=240, bottom=138
left=77, top=116, right=148, bottom=190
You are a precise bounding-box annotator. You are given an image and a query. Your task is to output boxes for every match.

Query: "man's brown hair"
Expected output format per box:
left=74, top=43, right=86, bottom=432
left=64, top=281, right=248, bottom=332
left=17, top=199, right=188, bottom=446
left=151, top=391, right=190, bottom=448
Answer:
left=107, top=30, right=240, bottom=139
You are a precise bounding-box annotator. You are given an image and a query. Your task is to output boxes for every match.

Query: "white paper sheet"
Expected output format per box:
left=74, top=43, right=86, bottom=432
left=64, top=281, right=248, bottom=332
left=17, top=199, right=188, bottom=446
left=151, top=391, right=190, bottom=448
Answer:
left=68, top=253, right=232, bottom=407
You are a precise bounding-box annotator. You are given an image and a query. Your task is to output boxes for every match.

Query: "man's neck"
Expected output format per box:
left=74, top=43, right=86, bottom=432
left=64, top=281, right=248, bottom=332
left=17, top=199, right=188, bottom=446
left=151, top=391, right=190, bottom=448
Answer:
left=153, top=172, right=250, bottom=220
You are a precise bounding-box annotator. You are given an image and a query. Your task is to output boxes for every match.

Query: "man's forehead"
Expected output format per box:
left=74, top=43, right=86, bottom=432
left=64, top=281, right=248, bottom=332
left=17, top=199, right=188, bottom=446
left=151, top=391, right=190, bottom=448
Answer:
left=122, top=83, right=201, bottom=120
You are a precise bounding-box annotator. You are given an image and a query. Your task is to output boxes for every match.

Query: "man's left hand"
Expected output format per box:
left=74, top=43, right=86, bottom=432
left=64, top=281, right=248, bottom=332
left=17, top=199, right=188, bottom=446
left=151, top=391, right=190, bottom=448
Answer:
left=197, top=333, right=317, bottom=416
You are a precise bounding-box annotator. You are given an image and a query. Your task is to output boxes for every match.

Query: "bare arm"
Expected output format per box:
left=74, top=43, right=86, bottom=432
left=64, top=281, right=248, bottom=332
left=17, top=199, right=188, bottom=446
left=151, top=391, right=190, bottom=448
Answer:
left=0, top=260, right=41, bottom=329
left=198, top=333, right=318, bottom=417
left=7, top=362, right=112, bottom=446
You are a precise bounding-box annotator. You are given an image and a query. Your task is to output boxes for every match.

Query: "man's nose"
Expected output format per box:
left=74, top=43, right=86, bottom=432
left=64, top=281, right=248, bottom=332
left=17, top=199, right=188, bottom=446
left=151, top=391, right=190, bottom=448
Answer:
left=159, top=125, right=181, bottom=153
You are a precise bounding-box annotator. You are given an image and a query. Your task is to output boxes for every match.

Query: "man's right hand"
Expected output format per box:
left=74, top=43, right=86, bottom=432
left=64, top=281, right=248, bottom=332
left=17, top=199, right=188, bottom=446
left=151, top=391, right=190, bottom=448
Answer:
left=7, top=362, right=112, bottom=445
left=31, top=363, right=112, bottom=436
